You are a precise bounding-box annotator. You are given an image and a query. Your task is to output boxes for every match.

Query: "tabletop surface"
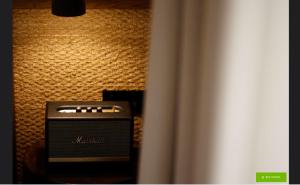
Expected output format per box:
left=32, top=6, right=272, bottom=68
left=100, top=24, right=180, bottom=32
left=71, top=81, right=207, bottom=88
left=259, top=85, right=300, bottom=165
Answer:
left=23, top=139, right=140, bottom=184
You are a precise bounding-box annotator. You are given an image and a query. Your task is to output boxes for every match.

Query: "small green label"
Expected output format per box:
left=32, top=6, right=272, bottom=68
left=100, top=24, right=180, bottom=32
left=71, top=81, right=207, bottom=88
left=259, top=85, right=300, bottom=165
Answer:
left=256, top=172, right=287, bottom=182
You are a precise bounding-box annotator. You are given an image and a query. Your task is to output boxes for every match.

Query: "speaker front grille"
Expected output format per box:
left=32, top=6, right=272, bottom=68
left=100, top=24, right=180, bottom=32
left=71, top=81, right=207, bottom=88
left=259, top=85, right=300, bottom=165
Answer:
left=48, top=120, right=131, bottom=158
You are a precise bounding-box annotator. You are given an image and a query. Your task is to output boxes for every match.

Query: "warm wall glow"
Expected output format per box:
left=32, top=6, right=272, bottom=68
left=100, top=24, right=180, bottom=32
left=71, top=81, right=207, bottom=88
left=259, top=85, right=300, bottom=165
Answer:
left=13, top=9, right=149, bottom=181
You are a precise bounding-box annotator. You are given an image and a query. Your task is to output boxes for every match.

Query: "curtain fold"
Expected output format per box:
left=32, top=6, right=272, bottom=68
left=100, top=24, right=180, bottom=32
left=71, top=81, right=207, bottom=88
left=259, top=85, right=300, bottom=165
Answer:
left=137, top=0, right=182, bottom=183
left=138, top=0, right=288, bottom=183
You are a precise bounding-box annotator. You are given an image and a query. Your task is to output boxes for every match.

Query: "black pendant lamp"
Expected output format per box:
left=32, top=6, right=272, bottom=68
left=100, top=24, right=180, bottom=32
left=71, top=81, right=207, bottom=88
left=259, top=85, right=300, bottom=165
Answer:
left=52, top=0, right=86, bottom=17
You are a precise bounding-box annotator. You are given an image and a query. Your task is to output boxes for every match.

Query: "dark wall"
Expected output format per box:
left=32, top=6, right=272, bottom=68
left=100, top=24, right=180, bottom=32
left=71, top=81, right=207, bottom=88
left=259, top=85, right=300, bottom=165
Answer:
left=0, top=0, right=13, bottom=183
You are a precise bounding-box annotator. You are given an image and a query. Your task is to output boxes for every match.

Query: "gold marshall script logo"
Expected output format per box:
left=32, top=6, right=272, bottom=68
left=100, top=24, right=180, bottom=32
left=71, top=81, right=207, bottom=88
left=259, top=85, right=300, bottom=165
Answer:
left=72, top=136, right=105, bottom=144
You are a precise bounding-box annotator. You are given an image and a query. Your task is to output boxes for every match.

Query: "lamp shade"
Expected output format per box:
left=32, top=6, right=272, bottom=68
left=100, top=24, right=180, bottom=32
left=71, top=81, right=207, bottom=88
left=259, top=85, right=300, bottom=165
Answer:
left=52, top=0, right=86, bottom=17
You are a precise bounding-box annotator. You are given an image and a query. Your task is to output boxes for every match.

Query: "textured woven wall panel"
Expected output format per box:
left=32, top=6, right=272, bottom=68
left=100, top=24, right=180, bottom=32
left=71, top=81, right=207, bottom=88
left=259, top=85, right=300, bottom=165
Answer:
left=13, top=9, right=149, bottom=181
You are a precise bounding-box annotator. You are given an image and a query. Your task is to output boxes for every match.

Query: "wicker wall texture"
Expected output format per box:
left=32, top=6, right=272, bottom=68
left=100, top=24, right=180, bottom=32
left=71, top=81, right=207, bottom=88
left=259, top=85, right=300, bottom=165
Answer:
left=13, top=9, right=149, bottom=181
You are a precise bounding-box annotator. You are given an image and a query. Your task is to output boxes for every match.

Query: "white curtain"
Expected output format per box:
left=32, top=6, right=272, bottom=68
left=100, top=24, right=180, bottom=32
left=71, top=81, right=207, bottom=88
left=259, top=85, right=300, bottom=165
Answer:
left=138, top=0, right=288, bottom=183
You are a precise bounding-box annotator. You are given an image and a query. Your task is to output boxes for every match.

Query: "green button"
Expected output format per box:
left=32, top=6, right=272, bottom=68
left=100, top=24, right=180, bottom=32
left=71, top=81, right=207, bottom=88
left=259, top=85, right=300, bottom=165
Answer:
left=256, top=172, right=287, bottom=182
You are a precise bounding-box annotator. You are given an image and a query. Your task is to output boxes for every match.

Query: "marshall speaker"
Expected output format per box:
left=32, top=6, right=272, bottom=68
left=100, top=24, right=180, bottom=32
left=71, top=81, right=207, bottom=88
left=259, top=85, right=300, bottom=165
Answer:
left=45, top=101, right=133, bottom=163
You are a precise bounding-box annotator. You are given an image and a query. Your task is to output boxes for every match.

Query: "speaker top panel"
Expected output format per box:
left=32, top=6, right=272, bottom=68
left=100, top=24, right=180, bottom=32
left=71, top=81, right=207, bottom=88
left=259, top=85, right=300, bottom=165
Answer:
left=46, top=101, right=132, bottom=120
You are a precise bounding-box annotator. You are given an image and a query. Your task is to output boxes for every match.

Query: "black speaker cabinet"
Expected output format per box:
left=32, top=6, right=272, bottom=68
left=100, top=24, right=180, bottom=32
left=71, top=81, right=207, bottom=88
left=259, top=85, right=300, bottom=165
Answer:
left=45, top=101, right=133, bottom=164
